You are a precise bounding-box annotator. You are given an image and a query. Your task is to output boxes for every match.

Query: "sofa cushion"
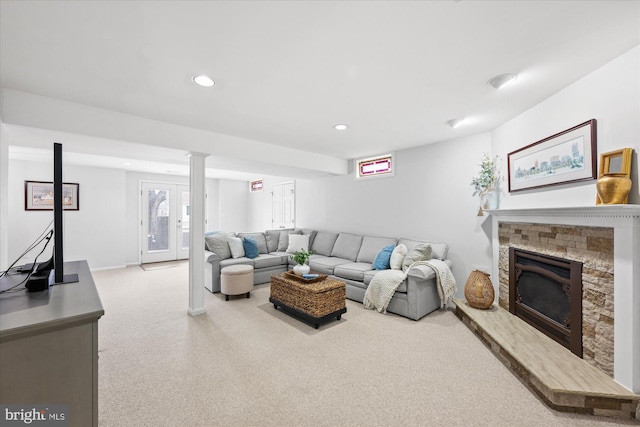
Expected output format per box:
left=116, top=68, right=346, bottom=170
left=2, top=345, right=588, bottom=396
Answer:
left=264, top=230, right=283, bottom=253
left=277, top=230, right=301, bottom=252
left=269, top=251, right=295, bottom=266
left=253, top=254, right=286, bottom=269
left=398, top=238, right=449, bottom=260
left=204, top=230, right=220, bottom=250
left=402, top=244, right=432, bottom=271
left=356, top=236, right=397, bottom=263
left=308, top=256, right=351, bottom=275
left=228, top=236, right=245, bottom=258
left=333, top=262, right=373, bottom=282
left=363, top=270, right=377, bottom=285
left=286, top=234, right=310, bottom=253
left=390, top=244, right=407, bottom=270
left=331, top=233, right=363, bottom=261
left=311, top=232, right=339, bottom=256
left=238, top=232, right=268, bottom=254
left=242, top=237, right=259, bottom=259
left=372, top=245, right=395, bottom=270
left=205, top=233, right=232, bottom=260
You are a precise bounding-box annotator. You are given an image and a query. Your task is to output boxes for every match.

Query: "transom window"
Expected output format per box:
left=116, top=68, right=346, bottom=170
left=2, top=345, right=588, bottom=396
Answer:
left=356, top=154, right=394, bottom=179
left=249, top=179, right=263, bottom=192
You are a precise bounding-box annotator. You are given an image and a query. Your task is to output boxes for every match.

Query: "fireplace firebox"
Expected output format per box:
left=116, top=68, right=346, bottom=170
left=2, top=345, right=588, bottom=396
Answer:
left=509, top=247, right=583, bottom=357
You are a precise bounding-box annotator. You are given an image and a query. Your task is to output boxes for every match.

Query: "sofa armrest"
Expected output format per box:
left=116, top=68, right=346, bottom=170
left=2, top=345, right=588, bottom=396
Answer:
left=407, top=265, right=436, bottom=280
left=204, top=250, right=221, bottom=293
left=406, top=259, right=453, bottom=279
left=402, top=260, right=454, bottom=320
left=205, top=250, right=221, bottom=264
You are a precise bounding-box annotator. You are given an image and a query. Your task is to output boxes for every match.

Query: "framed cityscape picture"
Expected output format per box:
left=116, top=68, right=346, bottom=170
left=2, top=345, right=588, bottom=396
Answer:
left=507, top=119, right=597, bottom=192
left=25, top=181, right=80, bottom=211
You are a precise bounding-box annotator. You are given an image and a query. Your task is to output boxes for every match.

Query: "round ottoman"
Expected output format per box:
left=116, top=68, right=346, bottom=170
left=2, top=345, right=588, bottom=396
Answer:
left=220, top=265, right=253, bottom=301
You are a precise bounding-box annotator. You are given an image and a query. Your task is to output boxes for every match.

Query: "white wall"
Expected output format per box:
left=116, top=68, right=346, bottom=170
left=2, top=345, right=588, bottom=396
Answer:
left=218, top=179, right=249, bottom=232
left=6, top=159, right=231, bottom=269
left=247, top=175, right=297, bottom=231
left=206, top=178, right=220, bottom=232
left=296, top=133, right=494, bottom=295
left=8, top=160, right=126, bottom=270
left=293, top=43, right=639, bottom=294
left=494, top=45, right=640, bottom=208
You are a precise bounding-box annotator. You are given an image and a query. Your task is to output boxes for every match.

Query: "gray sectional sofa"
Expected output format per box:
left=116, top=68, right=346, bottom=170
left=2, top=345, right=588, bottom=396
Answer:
left=204, top=229, right=452, bottom=320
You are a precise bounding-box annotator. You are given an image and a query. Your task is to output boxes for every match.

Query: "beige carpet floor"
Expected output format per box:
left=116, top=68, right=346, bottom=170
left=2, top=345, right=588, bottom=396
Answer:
left=93, top=264, right=637, bottom=426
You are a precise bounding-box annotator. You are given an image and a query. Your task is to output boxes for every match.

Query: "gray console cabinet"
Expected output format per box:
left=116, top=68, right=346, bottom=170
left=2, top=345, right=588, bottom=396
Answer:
left=0, top=261, right=104, bottom=427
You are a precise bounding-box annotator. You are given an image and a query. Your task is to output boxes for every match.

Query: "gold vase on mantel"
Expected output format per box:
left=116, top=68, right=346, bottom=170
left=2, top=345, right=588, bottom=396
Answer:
left=596, top=173, right=632, bottom=205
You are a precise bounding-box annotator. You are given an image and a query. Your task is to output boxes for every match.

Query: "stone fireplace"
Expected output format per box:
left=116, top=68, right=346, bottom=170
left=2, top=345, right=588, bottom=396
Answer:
left=500, top=223, right=610, bottom=372
left=488, top=205, right=640, bottom=394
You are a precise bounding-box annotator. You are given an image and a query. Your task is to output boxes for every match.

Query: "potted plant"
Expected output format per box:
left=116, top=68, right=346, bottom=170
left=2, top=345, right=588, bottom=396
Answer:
left=471, top=153, right=500, bottom=216
left=290, top=249, right=315, bottom=276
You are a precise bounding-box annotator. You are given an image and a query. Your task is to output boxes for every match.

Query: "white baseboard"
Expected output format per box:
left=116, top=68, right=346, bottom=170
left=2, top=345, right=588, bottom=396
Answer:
left=188, top=307, right=207, bottom=316
left=90, top=264, right=128, bottom=272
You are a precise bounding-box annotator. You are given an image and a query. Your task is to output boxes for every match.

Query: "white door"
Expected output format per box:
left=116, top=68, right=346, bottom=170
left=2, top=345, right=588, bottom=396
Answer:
left=141, top=183, right=190, bottom=264
left=272, top=181, right=295, bottom=229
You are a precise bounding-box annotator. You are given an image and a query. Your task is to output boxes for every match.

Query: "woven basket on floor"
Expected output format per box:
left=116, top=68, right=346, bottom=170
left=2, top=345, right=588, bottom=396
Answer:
left=464, top=270, right=494, bottom=309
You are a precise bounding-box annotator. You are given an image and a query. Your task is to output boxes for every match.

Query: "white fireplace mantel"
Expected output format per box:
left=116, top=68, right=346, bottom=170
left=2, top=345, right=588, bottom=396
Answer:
left=486, top=205, right=640, bottom=393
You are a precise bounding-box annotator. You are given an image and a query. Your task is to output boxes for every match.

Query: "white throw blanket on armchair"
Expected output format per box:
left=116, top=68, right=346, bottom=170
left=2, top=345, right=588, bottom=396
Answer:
left=363, top=259, right=457, bottom=314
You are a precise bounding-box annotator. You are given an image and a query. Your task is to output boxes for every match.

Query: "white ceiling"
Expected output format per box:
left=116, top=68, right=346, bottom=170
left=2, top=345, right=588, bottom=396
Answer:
left=1, top=1, right=639, bottom=179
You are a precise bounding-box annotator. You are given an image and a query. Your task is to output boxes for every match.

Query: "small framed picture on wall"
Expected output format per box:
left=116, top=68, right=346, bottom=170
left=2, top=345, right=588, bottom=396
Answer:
left=25, top=181, right=80, bottom=211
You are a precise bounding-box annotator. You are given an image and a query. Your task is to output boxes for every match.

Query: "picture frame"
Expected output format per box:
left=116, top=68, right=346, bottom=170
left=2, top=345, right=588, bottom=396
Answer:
left=598, top=147, right=633, bottom=177
left=596, top=147, right=634, bottom=205
left=25, top=181, right=80, bottom=211
left=507, top=119, right=597, bottom=192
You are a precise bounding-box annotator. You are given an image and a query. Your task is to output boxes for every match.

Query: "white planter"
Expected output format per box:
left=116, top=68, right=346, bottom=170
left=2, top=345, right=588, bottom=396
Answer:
left=293, top=263, right=310, bottom=276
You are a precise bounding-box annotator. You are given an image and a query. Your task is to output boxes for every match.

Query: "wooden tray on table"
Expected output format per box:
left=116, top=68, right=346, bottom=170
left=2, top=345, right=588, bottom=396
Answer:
left=283, top=270, right=327, bottom=284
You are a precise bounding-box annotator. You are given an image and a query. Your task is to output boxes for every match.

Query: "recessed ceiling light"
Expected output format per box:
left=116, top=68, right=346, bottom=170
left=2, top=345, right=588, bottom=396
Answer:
left=488, top=73, right=517, bottom=89
left=123, top=162, right=132, bottom=166
left=334, top=124, right=348, bottom=130
left=447, top=118, right=464, bottom=128
left=192, top=75, right=215, bottom=87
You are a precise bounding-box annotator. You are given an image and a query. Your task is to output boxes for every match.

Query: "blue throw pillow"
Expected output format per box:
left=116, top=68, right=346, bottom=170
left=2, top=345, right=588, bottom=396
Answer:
left=373, top=245, right=395, bottom=270
left=242, top=237, right=259, bottom=259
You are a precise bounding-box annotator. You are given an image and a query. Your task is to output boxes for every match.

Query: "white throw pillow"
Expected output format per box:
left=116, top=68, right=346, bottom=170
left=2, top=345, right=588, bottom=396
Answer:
left=228, top=236, right=245, bottom=258
left=390, top=244, right=408, bottom=270
left=286, top=234, right=310, bottom=253
left=277, top=229, right=301, bottom=252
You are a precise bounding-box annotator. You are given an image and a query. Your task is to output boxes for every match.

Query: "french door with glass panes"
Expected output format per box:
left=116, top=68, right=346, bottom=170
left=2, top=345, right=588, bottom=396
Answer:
left=141, top=183, right=190, bottom=264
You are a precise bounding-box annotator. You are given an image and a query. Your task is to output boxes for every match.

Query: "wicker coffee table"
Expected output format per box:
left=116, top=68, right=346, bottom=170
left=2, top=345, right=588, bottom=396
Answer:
left=269, top=272, right=346, bottom=329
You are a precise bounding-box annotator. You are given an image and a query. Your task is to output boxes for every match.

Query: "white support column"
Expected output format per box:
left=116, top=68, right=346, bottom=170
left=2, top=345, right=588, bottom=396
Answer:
left=188, top=152, right=208, bottom=316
